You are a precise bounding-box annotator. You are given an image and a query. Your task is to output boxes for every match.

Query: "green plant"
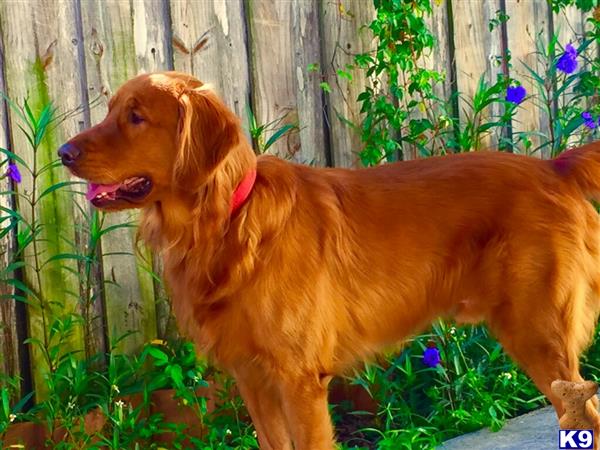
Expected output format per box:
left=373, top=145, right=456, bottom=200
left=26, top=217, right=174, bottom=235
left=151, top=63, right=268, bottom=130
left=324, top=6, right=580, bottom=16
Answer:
left=349, top=0, right=600, bottom=166
left=0, top=98, right=162, bottom=448
left=514, top=34, right=599, bottom=157
left=0, top=376, right=34, bottom=446
left=353, top=0, right=447, bottom=164
left=246, top=105, right=298, bottom=155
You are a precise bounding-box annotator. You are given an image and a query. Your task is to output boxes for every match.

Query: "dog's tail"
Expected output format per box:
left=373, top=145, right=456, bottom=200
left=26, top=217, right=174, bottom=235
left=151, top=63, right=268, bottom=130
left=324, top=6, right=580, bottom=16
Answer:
left=552, top=141, right=600, bottom=200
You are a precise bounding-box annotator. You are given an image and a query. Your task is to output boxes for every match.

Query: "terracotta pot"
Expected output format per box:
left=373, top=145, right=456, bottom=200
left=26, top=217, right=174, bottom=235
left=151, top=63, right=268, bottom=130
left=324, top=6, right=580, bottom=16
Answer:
left=151, top=389, right=206, bottom=445
left=2, top=393, right=144, bottom=448
left=3, top=421, right=47, bottom=449
left=3, top=407, right=108, bottom=449
left=329, top=378, right=378, bottom=414
left=3, top=378, right=373, bottom=447
left=151, top=381, right=225, bottom=445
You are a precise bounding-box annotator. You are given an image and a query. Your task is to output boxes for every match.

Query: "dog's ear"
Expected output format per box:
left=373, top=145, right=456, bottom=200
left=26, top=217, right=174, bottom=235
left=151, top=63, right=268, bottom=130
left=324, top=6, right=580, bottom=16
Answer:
left=175, top=86, right=240, bottom=186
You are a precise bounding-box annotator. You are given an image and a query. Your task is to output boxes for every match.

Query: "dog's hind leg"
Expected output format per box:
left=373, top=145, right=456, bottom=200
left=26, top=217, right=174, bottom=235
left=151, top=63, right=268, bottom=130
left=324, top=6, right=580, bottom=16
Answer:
left=489, top=276, right=600, bottom=425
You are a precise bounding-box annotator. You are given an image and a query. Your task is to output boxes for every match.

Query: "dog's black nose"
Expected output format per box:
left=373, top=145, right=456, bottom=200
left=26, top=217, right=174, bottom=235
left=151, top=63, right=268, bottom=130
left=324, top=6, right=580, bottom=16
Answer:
left=57, top=143, right=81, bottom=167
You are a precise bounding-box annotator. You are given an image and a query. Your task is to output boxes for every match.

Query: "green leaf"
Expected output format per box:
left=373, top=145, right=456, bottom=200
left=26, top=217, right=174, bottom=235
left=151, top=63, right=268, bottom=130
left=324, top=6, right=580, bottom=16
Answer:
left=0, top=205, right=26, bottom=223
left=1, top=388, right=10, bottom=419
left=554, top=73, right=580, bottom=98
left=320, top=82, right=332, bottom=93
left=477, top=122, right=503, bottom=133
left=0, top=93, right=29, bottom=127
left=264, top=124, right=297, bottom=151
left=146, top=373, right=169, bottom=392
left=575, top=0, right=597, bottom=12
left=23, top=99, right=36, bottom=128
left=0, top=147, right=29, bottom=170
left=337, top=69, right=353, bottom=81
left=12, top=391, right=34, bottom=414
left=42, top=253, right=94, bottom=268
left=0, top=223, right=16, bottom=241
left=97, top=222, right=136, bottom=238
left=561, top=115, right=585, bottom=140
left=35, top=103, right=55, bottom=146
left=17, top=124, right=35, bottom=149
left=1, top=261, right=27, bottom=274
left=167, top=364, right=184, bottom=387
left=520, top=60, right=545, bottom=86
left=146, top=347, right=169, bottom=365
left=37, top=159, right=63, bottom=176
left=37, top=180, right=84, bottom=202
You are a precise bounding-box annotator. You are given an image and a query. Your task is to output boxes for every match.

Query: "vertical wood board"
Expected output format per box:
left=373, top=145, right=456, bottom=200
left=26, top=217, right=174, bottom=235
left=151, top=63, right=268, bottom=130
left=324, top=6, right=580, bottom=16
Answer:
left=320, top=0, right=376, bottom=167
left=81, top=0, right=159, bottom=354
left=453, top=0, right=504, bottom=151
left=0, top=0, right=87, bottom=398
left=505, top=0, right=551, bottom=155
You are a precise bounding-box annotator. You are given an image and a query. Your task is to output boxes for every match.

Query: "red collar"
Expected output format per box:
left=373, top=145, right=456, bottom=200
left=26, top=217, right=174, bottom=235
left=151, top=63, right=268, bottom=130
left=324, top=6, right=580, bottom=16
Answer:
left=230, top=169, right=257, bottom=215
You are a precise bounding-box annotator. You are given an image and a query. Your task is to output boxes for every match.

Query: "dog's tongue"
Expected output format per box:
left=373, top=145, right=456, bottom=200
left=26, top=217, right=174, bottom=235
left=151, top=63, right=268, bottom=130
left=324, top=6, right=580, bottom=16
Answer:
left=86, top=183, right=121, bottom=201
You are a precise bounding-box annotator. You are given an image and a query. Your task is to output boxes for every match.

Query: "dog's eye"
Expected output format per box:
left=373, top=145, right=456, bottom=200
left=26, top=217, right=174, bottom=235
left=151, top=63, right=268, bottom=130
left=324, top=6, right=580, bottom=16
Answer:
left=129, top=111, right=144, bottom=125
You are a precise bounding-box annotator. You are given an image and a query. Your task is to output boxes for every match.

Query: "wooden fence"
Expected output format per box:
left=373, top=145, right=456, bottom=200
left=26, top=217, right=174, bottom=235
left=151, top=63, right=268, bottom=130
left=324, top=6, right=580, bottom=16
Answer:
left=0, top=0, right=594, bottom=397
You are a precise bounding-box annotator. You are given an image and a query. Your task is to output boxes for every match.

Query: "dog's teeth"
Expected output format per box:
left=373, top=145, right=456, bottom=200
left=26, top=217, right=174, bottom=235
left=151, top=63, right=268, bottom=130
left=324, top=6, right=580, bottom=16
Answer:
left=124, top=177, right=142, bottom=186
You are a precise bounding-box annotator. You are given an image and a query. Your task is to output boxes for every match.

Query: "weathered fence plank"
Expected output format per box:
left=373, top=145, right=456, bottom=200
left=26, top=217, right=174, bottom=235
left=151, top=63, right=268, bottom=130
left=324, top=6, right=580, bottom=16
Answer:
left=246, top=1, right=301, bottom=159
left=246, top=0, right=328, bottom=165
left=505, top=0, right=551, bottom=155
left=169, top=0, right=251, bottom=121
left=320, top=0, right=375, bottom=167
left=425, top=1, right=453, bottom=102
left=554, top=5, right=585, bottom=45
left=166, top=0, right=253, bottom=336
left=81, top=0, right=159, bottom=355
left=291, top=0, right=328, bottom=166
left=133, top=0, right=173, bottom=74
left=453, top=0, right=503, bottom=151
left=0, top=0, right=86, bottom=399
left=132, top=0, right=173, bottom=347
left=0, top=23, right=24, bottom=387
left=404, top=0, right=453, bottom=159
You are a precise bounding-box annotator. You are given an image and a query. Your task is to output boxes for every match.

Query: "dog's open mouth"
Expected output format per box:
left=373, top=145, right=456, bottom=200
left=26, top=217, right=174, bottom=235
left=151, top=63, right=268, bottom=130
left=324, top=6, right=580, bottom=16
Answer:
left=86, top=176, right=152, bottom=207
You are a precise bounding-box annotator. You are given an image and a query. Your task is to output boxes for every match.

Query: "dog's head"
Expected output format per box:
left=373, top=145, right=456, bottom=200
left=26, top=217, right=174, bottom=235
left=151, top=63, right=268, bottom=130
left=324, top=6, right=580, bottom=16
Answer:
left=59, top=71, right=243, bottom=211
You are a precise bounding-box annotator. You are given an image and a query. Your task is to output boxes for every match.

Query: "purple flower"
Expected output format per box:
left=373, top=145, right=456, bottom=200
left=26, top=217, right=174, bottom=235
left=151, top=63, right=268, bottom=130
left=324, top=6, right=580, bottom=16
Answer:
left=556, top=43, right=578, bottom=74
left=582, top=111, right=597, bottom=129
left=6, top=163, right=21, bottom=183
left=506, top=85, right=526, bottom=104
left=423, top=346, right=441, bottom=368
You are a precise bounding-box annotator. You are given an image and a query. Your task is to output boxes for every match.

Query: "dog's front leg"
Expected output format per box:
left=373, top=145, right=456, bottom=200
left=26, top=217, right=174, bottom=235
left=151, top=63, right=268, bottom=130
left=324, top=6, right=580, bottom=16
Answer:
left=278, top=372, right=335, bottom=450
left=234, top=368, right=293, bottom=450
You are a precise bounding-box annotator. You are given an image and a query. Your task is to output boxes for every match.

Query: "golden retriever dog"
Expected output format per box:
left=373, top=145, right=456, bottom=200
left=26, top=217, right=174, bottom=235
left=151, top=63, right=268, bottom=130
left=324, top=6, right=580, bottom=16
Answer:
left=59, top=71, right=600, bottom=449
